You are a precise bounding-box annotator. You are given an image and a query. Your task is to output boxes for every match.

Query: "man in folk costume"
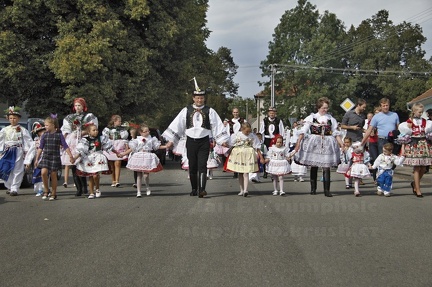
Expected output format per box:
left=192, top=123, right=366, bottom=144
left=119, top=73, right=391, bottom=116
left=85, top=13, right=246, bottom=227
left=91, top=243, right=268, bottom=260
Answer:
left=259, top=106, right=284, bottom=178
left=0, top=106, right=33, bottom=196
left=228, top=107, right=247, bottom=178
left=163, top=77, right=229, bottom=198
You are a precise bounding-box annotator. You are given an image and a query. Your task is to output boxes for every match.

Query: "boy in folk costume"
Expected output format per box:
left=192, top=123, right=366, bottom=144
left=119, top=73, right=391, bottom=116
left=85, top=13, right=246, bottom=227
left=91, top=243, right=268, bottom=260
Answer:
left=0, top=106, right=33, bottom=196
left=163, top=77, right=229, bottom=198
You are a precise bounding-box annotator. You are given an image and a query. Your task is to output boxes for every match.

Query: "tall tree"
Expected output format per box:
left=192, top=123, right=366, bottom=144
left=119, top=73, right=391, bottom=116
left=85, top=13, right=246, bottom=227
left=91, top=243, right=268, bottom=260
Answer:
left=261, top=0, right=432, bottom=121
left=0, top=0, right=238, bottom=128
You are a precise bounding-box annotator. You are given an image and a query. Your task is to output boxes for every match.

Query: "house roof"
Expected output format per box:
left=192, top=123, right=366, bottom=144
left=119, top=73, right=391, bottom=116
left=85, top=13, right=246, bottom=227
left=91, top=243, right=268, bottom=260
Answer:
left=408, top=87, right=432, bottom=104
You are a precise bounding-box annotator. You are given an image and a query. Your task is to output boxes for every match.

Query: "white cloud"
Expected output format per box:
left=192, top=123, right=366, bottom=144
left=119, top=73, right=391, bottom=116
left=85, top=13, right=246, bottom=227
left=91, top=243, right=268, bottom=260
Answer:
left=206, top=0, right=432, bottom=98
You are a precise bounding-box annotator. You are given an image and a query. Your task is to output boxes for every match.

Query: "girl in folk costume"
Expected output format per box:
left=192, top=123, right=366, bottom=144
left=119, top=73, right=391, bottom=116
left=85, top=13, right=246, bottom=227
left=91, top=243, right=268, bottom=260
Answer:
left=336, top=136, right=353, bottom=189
left=206, top=138, right=220, bottom=180
left=289, top=121, right=307, bottom=182
left=34, top=116, right=74, bottom=201
left=74, top=124, right=116, bottom=199
left=345, top=142, right=371, bottom=197
left=224, top=122, right=265, bottom=197
left=398, top=103, right=432, bottom=197
left=0, top=106, right=33, bottom=196
left=120, top=124, right=167, bottom=198
left=294, top=97, right=344, bottom=197
left=102, top=115, right=129, bottom=187
left=24, top=122, right=46, bottom=196
left=249, top=132, right=268, bottom=183
left=265, top=135, right=294, bottom=196
left=61, top=97, right=98, bottom=196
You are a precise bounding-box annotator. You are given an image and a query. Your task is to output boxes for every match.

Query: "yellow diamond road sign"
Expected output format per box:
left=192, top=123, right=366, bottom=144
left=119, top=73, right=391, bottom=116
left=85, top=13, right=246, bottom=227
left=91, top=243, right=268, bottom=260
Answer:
left=340, top=98, right=354, bottom=112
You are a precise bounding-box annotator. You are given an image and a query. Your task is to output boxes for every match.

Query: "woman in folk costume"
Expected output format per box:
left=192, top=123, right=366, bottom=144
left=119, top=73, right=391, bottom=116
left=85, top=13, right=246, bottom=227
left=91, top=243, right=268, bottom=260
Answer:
left=398, top=103, right=432, bottom=198
left=224, top=122, right=265, bottom=197
left=74, top=124, right=115, bottom=199
left=120, top=124, right=167, bottom=198
left=61, top=98, right=98, bottom=196
left=102, top=114, right=129, bottom=187
left=294, top=97, right=344, bottom=197
left=0, top=106, right=33, bottom=196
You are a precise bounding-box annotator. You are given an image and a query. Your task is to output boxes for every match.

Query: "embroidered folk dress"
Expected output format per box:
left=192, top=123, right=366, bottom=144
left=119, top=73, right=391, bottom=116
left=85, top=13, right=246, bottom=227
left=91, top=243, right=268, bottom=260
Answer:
left=61, top=112, right=98, bottom=165
left=225, top=132, right=260, bottom=173
left=401, top=118, right=432, bottom=166
left=75, top=135, right=112, bottom=176
left=266, top=145, right=292, bottom=176
left=345, top=151, right=371, bottom=179
left=126, top=135, right=163, bottom=173
left=294, top=113, right=341, bottom=167
left=102, top=126, right=129, bottom=161
left=0, top=125, right=32, bottom=191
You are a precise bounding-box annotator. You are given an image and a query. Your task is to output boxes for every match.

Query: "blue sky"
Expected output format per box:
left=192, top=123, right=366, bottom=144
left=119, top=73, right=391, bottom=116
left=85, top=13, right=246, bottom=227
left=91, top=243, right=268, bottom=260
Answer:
left=205, top=0, right=432, bottom=98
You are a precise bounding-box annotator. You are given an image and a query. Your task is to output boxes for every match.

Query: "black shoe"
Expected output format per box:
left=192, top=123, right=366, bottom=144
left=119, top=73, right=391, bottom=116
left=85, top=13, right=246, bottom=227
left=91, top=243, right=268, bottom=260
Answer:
left=198, top=190, right=207, bottom=198
left=190, top=190, right=197, bottom=196
left=410, top=182, right=416, bottom=195
left=263, top=172, right=268, bottom=179
left=324, top=191, right=333, bottom=197
left=310, top=190, right=316, bottom=195
left=75, top=191, right=82, bottom=197
left=233, top=173, right=238, bottom=178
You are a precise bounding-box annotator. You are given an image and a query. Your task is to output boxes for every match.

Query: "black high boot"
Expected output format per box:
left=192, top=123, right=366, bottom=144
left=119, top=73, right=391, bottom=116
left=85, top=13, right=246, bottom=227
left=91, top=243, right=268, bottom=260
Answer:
left=323, top=168, right=332, bottom=197
left=72, top=167, right=82, bottom=196
left=310, top=167, right=318, bottom=195
left=189, top=173, right=198, bottom=196
left=80, top=177, right=88, bottom=195
left=198, top=172, right=207, bottom=198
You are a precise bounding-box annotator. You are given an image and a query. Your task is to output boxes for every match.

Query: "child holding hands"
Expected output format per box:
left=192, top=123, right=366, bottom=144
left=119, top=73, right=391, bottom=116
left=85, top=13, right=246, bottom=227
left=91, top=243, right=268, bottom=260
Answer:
left=372, top=143, right=405, bottom=197
left=119, top=124, right=167, bottom=198
left=73, top=124, right=116, bottom=199
left=224, top=122, right=265, bottom=197
left=34, top=116, right=74, bottom=200
left=345, top=142, right=371, bottom=197
left=265, top=135, right=294, bottom=196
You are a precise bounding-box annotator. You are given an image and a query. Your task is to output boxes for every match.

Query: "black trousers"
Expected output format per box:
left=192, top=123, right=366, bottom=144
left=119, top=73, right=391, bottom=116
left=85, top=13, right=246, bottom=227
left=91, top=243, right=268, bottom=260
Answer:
left=186, top=136, right=210, bottom=191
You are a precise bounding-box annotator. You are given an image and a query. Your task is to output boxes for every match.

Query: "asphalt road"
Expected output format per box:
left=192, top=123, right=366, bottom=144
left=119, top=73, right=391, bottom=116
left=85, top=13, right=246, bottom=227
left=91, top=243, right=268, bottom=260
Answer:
left=1, top=159, right=432, bottom=287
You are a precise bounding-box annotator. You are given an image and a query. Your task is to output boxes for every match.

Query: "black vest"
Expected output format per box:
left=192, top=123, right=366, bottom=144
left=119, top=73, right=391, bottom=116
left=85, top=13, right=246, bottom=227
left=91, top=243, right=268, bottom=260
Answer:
left=186, top=105, right=211, bottom=129
left=228, top=118, right=245, bottom=134
left=263, top=117, right=281, bottom=135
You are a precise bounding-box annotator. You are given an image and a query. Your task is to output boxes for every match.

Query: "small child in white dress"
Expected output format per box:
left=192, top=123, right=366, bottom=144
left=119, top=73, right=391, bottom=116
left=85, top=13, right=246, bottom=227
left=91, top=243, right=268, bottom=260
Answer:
left=336, top=137, right=353, bottom=189
left=265, top=135, right=294, bottom=196
left=74, top=124, right=116, bottom=199
left=120, top=124, right=167, bottom=198
left=206, top=139, right=220, bottom=179
left=345, top=142, right=371, bottom=197
left=371, top=143, right=405, bottom=197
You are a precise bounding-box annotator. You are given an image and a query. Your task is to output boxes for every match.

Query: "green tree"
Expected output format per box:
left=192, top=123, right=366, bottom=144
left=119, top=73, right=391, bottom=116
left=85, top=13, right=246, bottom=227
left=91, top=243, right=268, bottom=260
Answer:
left=261, top=0, right=432, bottom=121
left=0, top=0, right=238, bottom=128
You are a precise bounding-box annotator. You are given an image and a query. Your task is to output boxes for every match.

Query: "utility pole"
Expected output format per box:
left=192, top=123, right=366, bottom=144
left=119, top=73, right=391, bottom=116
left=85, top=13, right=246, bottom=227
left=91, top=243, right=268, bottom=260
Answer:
left=270, top=64, right=276, bottom=107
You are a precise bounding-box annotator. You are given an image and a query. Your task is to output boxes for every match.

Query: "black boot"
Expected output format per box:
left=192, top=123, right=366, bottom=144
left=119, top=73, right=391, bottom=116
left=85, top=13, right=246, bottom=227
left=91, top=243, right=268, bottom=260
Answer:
left=80, top=177, right=88, bottom=195
left=189, top=173, right=198, bottom=196
left=323, top=168, right=332, bottom=197
left=310, top=167, right=318, bottom=195
left=198, top=172, right=207, bottom=198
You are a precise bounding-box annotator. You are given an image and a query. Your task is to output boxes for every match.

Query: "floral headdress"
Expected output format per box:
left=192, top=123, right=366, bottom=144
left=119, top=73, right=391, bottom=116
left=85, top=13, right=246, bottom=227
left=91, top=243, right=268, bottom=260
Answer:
left=4, top=106, right=22, bottom=118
